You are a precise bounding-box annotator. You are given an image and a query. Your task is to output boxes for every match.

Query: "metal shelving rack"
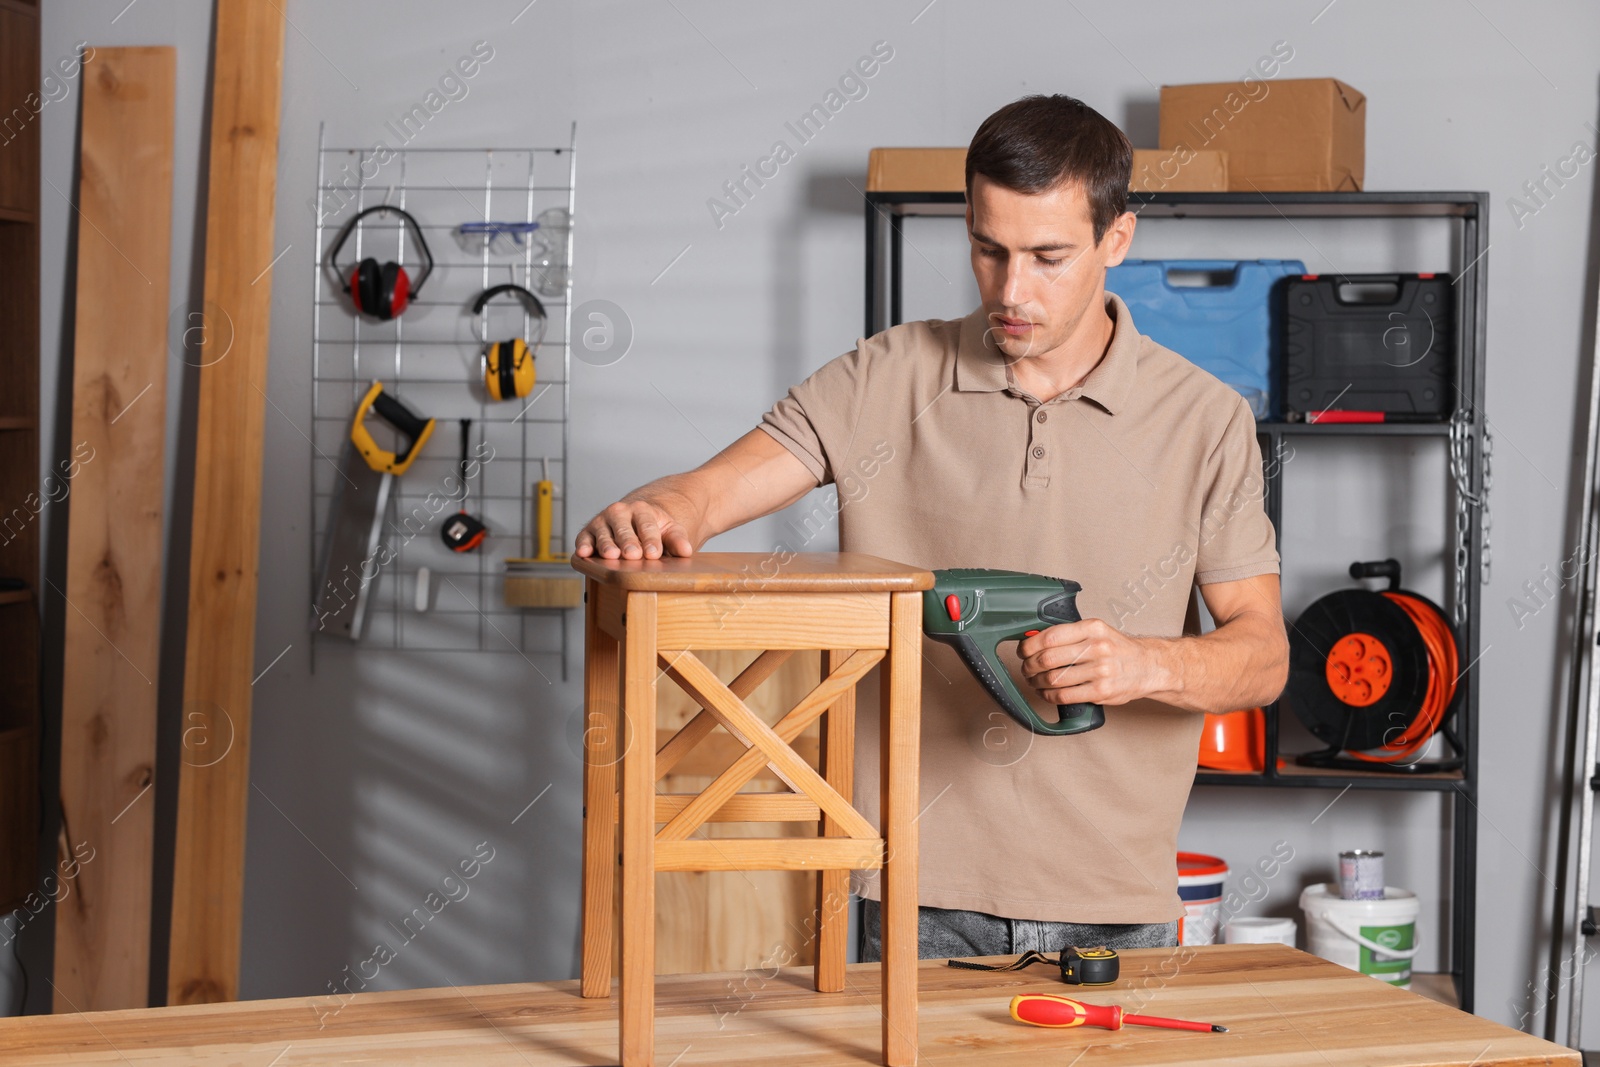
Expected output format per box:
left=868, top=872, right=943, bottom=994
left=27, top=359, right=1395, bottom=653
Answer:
left=864, top=189, right=1490, bottom=1012
left=309, top=124, right=577, bottom=664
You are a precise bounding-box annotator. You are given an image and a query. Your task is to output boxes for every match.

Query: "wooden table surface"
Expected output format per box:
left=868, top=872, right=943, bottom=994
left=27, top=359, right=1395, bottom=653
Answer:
left=0, top=944, right=1575, bottom=1066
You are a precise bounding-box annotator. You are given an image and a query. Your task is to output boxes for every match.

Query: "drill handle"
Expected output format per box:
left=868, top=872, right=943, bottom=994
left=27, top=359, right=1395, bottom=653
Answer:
left=1036, top=578, right=1105, bottom=733
left=944, top=633, right=1103, bottom=736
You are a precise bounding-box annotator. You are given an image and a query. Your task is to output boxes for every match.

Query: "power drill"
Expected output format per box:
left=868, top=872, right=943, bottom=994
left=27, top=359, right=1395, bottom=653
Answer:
left=923, top=568, right=1105, bottom=736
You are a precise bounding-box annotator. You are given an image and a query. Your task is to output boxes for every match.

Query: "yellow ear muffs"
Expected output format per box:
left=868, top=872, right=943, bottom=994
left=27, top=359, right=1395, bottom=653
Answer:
left=472, top=283, right=546, bottom=401
left=485, top=337, right=536, bottom=401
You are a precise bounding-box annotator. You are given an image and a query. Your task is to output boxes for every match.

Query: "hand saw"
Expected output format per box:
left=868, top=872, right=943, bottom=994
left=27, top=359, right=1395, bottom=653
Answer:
left=312, top=381, right=435, bottom=639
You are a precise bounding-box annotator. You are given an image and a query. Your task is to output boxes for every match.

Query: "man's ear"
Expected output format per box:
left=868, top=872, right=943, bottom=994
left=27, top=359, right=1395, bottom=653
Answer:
left=1100, top=210, right=1137, bottom=267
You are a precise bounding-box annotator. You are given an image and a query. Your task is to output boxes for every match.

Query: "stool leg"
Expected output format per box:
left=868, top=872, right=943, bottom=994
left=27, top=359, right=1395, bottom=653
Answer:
left=815, top=648, right=855, bottom=993
left=581, top=579, right=620, bottom=998
left=880, top=592, right=921, bottom=1066
left=620, top=591, right=659, bottom=1067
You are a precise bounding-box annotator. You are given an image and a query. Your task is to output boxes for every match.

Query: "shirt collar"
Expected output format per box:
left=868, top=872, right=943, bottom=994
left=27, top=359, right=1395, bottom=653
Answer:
left=955, top=291, right=1139, bottom=415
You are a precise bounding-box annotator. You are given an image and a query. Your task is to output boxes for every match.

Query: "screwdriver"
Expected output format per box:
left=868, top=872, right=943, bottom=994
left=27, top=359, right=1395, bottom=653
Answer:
left=1010, top=993, right=1227, bottom=1033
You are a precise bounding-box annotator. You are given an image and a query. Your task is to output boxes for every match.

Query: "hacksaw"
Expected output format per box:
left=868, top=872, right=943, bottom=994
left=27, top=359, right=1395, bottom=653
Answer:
left=312, top=381, right=435, bottom=639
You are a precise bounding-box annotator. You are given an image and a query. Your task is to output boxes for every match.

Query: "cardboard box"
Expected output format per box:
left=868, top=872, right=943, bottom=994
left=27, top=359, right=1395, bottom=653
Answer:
left=867, top=146, right=1229, bottom=194
left=867, top=147, right=967, bottom=192
left=1130, top=148, right=1229, bottom=193
left=1158, top=77, right=1365, bottom=192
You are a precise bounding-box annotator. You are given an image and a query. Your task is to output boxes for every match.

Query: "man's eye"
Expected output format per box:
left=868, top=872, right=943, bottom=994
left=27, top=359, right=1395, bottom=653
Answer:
left=1037, top=256, right=1062, bottom=268
left=981, top=247, right=1006, bottom=259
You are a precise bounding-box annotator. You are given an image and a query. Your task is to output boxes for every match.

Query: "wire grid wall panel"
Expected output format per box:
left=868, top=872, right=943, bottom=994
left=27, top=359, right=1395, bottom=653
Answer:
left=310, top=126, right=576, bottom=659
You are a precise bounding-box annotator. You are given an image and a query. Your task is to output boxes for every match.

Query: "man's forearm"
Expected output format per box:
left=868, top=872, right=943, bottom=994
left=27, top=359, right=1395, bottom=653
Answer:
left=622, top=450, right=791, bottom=547
left=1137, top=612, right=1289, bottom=713
left=587, top=429, right=818, bottom=557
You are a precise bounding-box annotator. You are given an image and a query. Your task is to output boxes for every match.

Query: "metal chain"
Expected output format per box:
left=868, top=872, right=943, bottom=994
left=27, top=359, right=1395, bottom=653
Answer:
left=1480, top=424, right=1493, bottom=587
left=1450, top=408, right=1493, bottom=626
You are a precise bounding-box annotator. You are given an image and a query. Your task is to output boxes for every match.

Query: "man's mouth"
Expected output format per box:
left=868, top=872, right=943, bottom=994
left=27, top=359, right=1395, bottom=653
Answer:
left=995, top=315, right=1033, bottom=337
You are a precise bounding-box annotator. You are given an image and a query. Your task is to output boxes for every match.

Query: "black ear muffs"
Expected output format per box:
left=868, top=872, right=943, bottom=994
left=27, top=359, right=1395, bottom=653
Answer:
left=473, top=284, right=546, bottom=401
left=328, top=204, right=433, bottom=321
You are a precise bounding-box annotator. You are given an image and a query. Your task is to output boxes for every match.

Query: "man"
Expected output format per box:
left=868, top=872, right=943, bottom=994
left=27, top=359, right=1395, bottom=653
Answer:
left=576, top=95, right=1288, bottom=960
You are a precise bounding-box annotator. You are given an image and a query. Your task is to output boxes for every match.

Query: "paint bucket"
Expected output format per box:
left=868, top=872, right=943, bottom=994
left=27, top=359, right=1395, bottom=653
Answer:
left=1177, top=852, right=1228, bottom=945
left=1299, top=883, right=1420, bottom=988
left=1225, top=916, right=1297, bottom=947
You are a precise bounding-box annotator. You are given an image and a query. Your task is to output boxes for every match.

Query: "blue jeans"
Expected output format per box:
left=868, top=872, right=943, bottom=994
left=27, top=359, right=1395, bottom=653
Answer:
left=858, top=899, right=1179, bottom=962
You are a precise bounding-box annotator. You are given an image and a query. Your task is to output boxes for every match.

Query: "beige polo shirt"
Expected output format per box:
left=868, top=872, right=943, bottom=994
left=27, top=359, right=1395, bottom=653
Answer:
left=757, top=292, right=1280, bottom=924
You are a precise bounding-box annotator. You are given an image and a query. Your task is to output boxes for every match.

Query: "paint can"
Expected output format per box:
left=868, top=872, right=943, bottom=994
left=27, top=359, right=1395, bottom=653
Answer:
left=1339, top=849, right=1385, bottom=900
left=1177, top=852, right=1228, bottom=946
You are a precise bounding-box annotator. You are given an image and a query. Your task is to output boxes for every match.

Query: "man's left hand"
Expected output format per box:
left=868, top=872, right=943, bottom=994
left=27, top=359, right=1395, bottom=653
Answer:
left=1017, top=619, right=1166, bottom=707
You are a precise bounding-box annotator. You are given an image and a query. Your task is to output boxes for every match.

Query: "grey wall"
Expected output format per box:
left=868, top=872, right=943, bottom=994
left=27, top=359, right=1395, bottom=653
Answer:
left=6, top=0, right=1600, bottom=1041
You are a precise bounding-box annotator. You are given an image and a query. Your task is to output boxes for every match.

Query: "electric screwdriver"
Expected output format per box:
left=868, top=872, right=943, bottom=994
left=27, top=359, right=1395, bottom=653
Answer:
left=922, top=568, right=1105, bottom=736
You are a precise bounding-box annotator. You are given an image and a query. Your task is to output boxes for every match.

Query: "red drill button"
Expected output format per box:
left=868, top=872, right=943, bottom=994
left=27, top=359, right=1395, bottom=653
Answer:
left=945, top=594, right=962, bottom=621
left=1024, top=629, right=1040, bottom=637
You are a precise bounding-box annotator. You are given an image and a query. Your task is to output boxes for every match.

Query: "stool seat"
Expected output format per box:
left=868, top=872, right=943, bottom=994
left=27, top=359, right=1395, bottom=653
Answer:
left=571, top=550, right=935, bottom=592
left=576, top=552, right=929, bottom=1066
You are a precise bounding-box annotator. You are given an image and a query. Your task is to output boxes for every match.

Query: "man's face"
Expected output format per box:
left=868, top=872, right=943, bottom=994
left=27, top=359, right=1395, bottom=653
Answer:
left=967, top=173, right=1135, bottom=363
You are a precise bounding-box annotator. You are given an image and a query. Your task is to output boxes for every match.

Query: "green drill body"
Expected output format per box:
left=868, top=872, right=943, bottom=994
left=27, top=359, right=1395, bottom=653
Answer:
left=922, top=568, right=1105, bottom=736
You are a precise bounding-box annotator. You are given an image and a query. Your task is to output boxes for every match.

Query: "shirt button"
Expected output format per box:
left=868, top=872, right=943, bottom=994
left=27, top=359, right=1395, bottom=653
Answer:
left=1036, top=410, right=1048, bottom=423
left=1032, top=446, right=1045, bottom=459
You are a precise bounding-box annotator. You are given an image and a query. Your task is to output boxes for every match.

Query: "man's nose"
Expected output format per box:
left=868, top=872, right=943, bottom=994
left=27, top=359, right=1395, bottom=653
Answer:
left=1002, top=256, right=1029, bottom=307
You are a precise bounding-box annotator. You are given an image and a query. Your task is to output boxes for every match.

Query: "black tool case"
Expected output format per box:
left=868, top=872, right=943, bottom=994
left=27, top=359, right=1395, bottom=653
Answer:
left=1281, top=273, right=1455, bottom=418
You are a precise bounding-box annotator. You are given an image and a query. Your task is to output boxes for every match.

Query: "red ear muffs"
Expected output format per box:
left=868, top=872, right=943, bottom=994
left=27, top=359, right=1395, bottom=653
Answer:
left=328, top=205, right=433, bottom=321
left=382, top=260, right=409, bottom=318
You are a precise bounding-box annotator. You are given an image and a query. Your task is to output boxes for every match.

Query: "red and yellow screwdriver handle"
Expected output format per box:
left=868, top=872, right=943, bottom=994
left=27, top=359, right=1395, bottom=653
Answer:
left=1011, top=994, right=1124, bottom=1029
left=1011, top=993, right=1226, bottom=1034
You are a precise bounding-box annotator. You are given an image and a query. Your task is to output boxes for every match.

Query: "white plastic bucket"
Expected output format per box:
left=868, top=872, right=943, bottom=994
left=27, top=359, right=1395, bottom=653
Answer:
left=1299, top=883, right=1420, bottom=988
left=1225, top=916, right=1297, bottom=947
left=1178, top=852, right=1228, bottom=946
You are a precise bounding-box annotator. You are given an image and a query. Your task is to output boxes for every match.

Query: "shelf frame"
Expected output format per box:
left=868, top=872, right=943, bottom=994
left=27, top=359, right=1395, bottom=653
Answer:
left=863, top=188, right=1489, bottom=1013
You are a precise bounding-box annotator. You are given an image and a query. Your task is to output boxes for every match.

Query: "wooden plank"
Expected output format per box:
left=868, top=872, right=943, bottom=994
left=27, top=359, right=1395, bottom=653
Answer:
left=655, top=838, right=883, bottom=872
left=655, top=592, right=890, bottom=650
left=648, top=794, right=820, bottom=823
left=52, top=46, right=174, bottom=1013
left=620, top=590, right=658, bottom=1066
left=572, top=551, right=934, bottom=593
left=167, top=0, right=286, bottom=1007
left=880, top=591, right=921, bottom=1066
left=815, top=648, right=856, bottom=994
left=0, top=946, right=1576, bottom=1065
left=580, top=577, right=620, bottom=999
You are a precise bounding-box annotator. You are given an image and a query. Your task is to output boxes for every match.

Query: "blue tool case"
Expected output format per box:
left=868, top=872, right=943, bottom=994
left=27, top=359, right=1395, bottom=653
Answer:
left=1104, top=259, right=1306, bottom=419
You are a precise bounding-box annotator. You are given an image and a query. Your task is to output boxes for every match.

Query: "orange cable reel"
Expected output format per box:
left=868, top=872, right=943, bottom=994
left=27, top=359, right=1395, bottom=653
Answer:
left=1283, top=558, right=1463, bottom=771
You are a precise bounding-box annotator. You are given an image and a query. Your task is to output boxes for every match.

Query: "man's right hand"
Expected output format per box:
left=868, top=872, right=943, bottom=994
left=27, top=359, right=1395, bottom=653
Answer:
left=575, top=494, right=697, bottom=560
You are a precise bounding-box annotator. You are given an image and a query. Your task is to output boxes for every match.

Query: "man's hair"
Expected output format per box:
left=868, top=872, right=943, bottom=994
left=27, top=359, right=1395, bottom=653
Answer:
left=965, top=94, right=1132, bottom=244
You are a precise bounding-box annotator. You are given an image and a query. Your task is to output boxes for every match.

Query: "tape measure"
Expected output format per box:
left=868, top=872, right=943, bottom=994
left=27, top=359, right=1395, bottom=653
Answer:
left=946, top=946, right=1120, bottom=986
left=1060, top=946, right=1119, bottom=985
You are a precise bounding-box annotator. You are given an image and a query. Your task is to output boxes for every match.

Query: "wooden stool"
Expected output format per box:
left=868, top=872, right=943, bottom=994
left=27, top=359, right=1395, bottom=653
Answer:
left=573, top=552, right=932, bottom=1067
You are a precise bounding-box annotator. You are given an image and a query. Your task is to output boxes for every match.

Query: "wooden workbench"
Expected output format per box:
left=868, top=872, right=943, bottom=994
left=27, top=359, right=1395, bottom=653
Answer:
left=0, top=944, right=1575, bottom=1065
